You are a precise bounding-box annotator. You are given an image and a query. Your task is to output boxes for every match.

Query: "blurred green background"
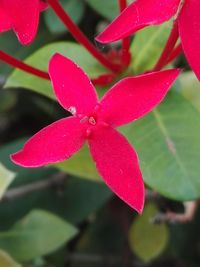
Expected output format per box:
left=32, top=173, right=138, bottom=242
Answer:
left=0, top=1, right=200, bottom=266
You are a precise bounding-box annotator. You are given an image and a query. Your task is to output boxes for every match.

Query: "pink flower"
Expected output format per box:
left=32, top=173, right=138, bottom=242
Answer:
left=96, top=0, right=200, bottom=80
left=0, top=0, right=47, bottom=45
left=11, top=54, right=179, bottom=213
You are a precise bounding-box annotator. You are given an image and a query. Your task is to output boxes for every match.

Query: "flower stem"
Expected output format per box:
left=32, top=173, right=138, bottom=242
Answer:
left=153, top=20, right=179, bottom=71
left=118, top=0, right=131, bottom=67
left=0, top=50, right=49, bottom=80
left=165, top=43, right=182, bottom=65
left=118, top=0, right=127, bottom=11
left=92, top=73, right=116, bottom=86
left=47, top=0, right=121, bottom=73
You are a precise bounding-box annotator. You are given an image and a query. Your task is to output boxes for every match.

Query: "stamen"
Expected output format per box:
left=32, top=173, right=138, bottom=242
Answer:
left=88, top=116, right=96, bottom=125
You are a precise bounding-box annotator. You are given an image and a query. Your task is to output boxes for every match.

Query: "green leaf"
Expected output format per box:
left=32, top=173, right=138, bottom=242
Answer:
left=129, top=204, right=169, bottom=262
left=0, top=250, right=21, bottom=267
left=179, top=71, right=200, bottom=111
left=71, top=208, right=124, bottom=267
left=55, top=145, right=100, bottom=182
left=5, top=42, right=105, bottom=99
left=57, top=178, right=112, bottom=223
left=0, top=163, right=15, bottom=200
left=44, top=0, right=85, bottom=34
left=0, top=91, right=17, bottom=113
left=130, top=21, right=172, bottom=74
left=86, top=0, right=132, bottom=20
left=0, top=176, right=111, bottom=229
left=0, top=210, right=78, bottom=262
left=121, top=90, right=200, bottom=201
left=0, top=139, right=111, bottom=229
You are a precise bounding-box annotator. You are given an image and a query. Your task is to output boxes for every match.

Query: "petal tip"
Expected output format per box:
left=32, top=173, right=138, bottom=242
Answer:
left=171, top=68, right=181, bottom=76
left=48, top=53, right=64, bottom=80
left=18, top=36, right=34, bottom=46
left=131, top=185, right=145, bottom=214
left=95, top=33, right=109, bottom=44
left=49, top=53, right=63, bottom=66
left=167, top=68, right=181, bottom=83
left=51, top=52, right=62, bottom=60
left=160, top=68, right=181, bottom=78
left=10, top=151, right=24, bottom=167
left=10, top=150, right=40, bottom=168
left=135, top=200, right=145, bottom=215
left=95, top=29, right=119, bottom=44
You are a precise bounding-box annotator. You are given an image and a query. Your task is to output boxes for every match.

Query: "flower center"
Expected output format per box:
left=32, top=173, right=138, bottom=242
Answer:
left=88, top=116, right=96, bottom=125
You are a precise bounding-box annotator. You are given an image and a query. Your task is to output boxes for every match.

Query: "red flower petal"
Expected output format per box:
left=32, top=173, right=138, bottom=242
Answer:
left=49, top=53, right=98, bottom=116
left=88, top=126, right=144, bottom=213
left=11, top=117, right=86, bottom=167
left=0, top=7, right=11, bottom=32
left=99, top=69, right=180, bottom=127
left=39, top=1, right=48, bottom=11
left=4, top=0, right=40, bottom=45
left=178, top=0, right=200, bottom=80
left=96, top=0, right=180, bottom=43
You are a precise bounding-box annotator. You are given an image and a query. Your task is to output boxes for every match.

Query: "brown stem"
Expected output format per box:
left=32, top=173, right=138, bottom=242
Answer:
left=151, top=201, right=198, bottom=224
left=2, top=172, right=67, bottom=202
